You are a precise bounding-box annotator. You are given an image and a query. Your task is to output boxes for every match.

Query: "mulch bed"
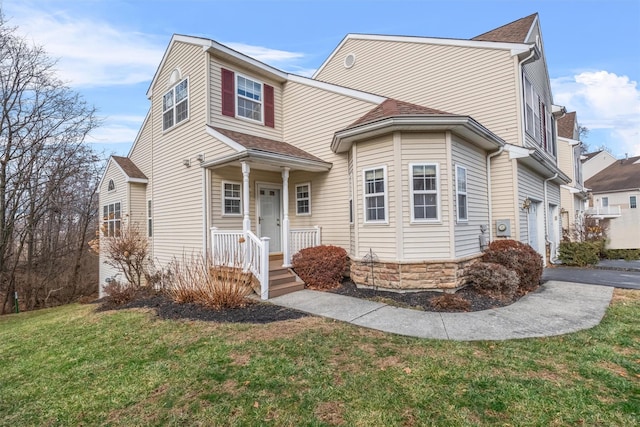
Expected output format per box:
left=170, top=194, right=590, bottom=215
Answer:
left=96, top=279, right=530, bottom=324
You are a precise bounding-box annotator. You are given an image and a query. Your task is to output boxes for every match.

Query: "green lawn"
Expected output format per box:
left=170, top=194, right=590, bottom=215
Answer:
left=1, top=290, right=638, bottom=426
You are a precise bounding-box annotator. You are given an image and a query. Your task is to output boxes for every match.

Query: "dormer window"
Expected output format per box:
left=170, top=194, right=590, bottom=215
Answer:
left=163, top=78, right=189, bottom=131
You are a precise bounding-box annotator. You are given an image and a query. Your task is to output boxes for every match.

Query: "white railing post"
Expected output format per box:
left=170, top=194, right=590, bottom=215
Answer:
left=260, top=237, right=270, bottom=300
left=210, top=227, right=218, bottom=263
left=282, top=167, right=291, bottom=267
left=241, top=161, right=251, bottom=233
left=314, top=225, right=321, bottom=246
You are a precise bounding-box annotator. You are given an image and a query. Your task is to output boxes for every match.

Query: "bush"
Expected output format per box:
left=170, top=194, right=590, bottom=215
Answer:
left=165, top=254, right=252, bottom=309
left=103, top=281, right=138, bottom=305
left=482, top=240, right=543, bottom=293
left=558, top=241, right=601, bottom=266
left=292, top=245, right=348, bottom=289
left=466, top=262, right=519, bottom=301
left=603, top=248, right=640, bottom=261
left=429, top=293, right=471, bottom=312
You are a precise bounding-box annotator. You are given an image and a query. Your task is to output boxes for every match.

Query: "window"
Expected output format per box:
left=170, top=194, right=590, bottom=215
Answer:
left=524, top=76, right=555, bottom=156
left=107, top=179, right=115, bottom=191
left=295, top=183, right=311, bottom=215
left=148, top=200, right=153, bottom=238
left=410, top=163, right=439, bottom=221
left=602, top=197, right=609, bottom=207
left=102, top=202, right=121, bottom=237
left=456, top=165, right=468, bottom=222
left=236, top=74, right=262, bottom=122
left=163, top=78, right=189, bottom=131
left=223, top=181, right=241, bottom=215
left=525, top=78, right=534, bottom=134
left=363, top=166, right=387, bottom=223
left=631, top=196, right=637, bottom=209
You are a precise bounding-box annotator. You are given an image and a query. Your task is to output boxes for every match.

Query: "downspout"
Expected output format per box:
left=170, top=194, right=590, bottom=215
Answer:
left=544, top=173, right=560, bottom=264
left=486, top=146, right=505, bottom=242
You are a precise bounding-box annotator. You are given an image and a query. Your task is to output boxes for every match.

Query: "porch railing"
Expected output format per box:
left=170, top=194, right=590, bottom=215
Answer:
left=289, top=226, right=322, bottom=259
left=211, top=228, right=270, bottom=300
left=585, top=206, right=622, bottom=217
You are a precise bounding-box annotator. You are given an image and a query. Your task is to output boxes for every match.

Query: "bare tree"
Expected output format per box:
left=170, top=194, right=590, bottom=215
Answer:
left=0, top=12, right=101, bottom=313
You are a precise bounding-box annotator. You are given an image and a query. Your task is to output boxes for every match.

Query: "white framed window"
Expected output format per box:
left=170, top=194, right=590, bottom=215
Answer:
left=630, top=196, right=637, bottom=209
left=524, top=77, right=534, bottom=134
left=236, top=74, right=262, bottom=122
left=524, top=75, right=555, bottom=156
left=147, top=200, right=153, bottom=238
left=601, top=197, right=609, bottom=208
left=102, top=202, right=121, bottom=237
left=222, top=181, right=242, bottom=216
left=107, top=179, right=115, bottom=192
left=295, top=183, right=311, bottom=215
left=410, top=163, right=439, bottom=222
left=363, top=166, right=387, bottom=223
left=455, top=165, right=468, bottom=222
left=163, top=78, right=189, bottom=131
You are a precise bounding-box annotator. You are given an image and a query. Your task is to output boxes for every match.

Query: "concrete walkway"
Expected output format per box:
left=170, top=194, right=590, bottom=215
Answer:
left=269, top=281, right=614, bottom=341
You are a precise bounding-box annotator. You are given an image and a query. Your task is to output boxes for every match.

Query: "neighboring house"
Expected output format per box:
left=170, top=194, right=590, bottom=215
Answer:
left=582, top=149, right=617, bottom=181
left=99, top=13, right=570, bottom=299
left=556, top=112, right=588, bottom=239
left=584, top=156, right=640, bottom=249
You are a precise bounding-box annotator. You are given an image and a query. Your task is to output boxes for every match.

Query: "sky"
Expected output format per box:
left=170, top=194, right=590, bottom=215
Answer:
left=3, top=0, right=640, bottom=158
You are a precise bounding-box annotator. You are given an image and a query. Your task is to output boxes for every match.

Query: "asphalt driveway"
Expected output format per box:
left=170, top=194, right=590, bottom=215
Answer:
left=542, top=263, right=640, bottom=290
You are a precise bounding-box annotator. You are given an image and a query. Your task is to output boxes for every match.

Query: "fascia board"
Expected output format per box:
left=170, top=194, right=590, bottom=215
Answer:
left=206, top=126, right=246, bottom=152
left=287, top=74, right=385, bottom=104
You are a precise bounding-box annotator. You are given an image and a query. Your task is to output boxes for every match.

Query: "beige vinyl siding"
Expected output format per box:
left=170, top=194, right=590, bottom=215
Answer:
left=282, top=80, right=378, bottom=250
left=600, top=190, right=640, bottom=249
left=315, top=38, right=520, bottom=145
left=452, top=136, right=489, bottom=257
left=517, top=165, right=545, bottom=245
left=489, top=153, right=518, bottom=240
left=129, top=114, right=153, bottom=179
left=400, top=133, right=452, bottom=260
left=149, top=41, right=236, bottom=265
left=209, top=56, right=283, bottom=140
left=354, top=135, right=397, bottom=260
left=129, top=183, right=148, bottom=232
left=98, top=161, right=128, bottom=295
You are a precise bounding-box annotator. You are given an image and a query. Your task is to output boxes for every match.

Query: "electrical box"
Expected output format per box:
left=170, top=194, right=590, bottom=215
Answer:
left=496, top=219, right=511, bottom=237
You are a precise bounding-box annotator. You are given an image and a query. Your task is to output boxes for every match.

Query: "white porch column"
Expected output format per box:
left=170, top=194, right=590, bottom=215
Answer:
left=282, top=167, right=291, bottom=267
left=241, top=161, right=251, bottom=233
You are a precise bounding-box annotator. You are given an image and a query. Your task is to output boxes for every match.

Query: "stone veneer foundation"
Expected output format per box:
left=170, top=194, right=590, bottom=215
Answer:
left=349, top=254, right=482, bottom=292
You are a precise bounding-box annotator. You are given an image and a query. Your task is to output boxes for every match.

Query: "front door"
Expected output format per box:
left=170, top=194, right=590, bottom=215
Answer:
left=258, top=187, right=281, bottom=252
left=528, top=202, right=539, bottom=252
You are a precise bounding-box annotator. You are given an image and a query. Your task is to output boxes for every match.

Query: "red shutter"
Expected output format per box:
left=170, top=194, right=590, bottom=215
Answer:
left=264, top=84, right=275, bottom=128
left=221, top=68, right=235, bottom=117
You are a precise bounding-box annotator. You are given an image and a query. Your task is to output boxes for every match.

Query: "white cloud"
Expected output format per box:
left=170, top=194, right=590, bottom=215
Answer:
left=224, top=42, right=314, bottom=76
left=5, top=4, right=165, bottom=87
left=86, top=115, right=146, bottom=145
left=552, top=71, right=640, bottom=156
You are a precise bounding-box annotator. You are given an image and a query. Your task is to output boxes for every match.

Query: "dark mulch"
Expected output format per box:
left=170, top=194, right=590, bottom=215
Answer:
left=326, top=280, right=523, bottom=312
left=95, top=289, right=309, bottom=324
left=96, top=279, right=532, bottom=323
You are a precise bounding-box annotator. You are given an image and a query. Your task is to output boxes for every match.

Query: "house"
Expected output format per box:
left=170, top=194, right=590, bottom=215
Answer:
left=584, top=156, right=640, bottom=249
left=556, top=112, right=588, bottom=239
left=99, top=13, right=570, bottom=299
left=582, top=149, right=617, bottom=181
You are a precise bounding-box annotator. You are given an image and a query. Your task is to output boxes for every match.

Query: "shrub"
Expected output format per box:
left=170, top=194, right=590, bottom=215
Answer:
left=558, top=241, right=601, bottom=266
left=482, top=239, right=543, bottom=293
left=466, top=262, right=519, bottom=301
left=603, top=248, right=640, bottom=261
left=103, top=281, right=138, bottom=305
left=99, top=224, right=149, bottom=287
left=165, top=254, right=252, bottom=309
left=430, top=293, right=471, bottom=312
left=292, top=245, right=348, bottom=289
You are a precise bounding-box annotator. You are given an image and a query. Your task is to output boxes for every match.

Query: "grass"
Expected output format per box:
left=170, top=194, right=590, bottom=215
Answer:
left=0, top=290, right=639, bottom=426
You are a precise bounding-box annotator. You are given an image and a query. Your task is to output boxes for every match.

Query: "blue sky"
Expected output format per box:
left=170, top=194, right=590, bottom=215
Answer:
left=4, top=0, right=640, bottom=158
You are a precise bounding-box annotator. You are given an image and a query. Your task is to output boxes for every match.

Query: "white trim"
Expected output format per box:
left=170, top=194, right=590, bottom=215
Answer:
left=362, top=165, right=388, bottom=224
left=455, top=164, right=468, bottom=222
left=127, top=110, right=151, bottom=157
left=235, top=72, right=264, bottom=124
left=205, top=126, right=246, bottom=152
left=102, top=200, right=122, bottom=238
left=409, top=162, right=441, bottom=223
left=295, top=182, right=311, bottom=216
left=287, top=74, right=385, bottom=104
left=313, top=33, right=531, bottom=78
left=221, top=180, right=243, bottom=216
left=126, top=177, right=148, bottom=184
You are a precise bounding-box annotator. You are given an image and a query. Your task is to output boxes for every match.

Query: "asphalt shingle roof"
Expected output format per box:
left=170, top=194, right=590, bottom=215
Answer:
left=557, top=112, right=577, bottom=139
left=112, top=156, right=147, bottom=180
left=348, top=99, right=453, bottom=128
left=585, top=155, right=640, bottom=192
left=472, top=13, right=537, bottom=43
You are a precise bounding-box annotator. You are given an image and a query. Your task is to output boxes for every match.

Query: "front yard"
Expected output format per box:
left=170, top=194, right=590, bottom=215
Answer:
left=0, top=289, right=638, bottom=426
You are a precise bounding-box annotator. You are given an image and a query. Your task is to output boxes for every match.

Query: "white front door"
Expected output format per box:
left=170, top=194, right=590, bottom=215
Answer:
left=258, top=186, right=281, bottom=252
left=528, top=202, right=539, bottom=252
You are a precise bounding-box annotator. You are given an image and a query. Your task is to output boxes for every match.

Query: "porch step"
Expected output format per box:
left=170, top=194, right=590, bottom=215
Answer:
left=249, top=258, right=304, bottom=298
left=268, top=279, right=304, bottom=298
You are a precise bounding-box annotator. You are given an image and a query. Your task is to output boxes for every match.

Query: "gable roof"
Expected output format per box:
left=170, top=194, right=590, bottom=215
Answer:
left=585, top=155, right=640, bottom=193
left=112, top=156, right=148, bottom=180
left=557, top=111, right=577, bottom=139
left=472, top=13, right=538, bottom=43
left=349, top=99, right=452, bottom=127
left=210, top=126, right=325, bottom=163
left=582, top=150, right=604, bottom=162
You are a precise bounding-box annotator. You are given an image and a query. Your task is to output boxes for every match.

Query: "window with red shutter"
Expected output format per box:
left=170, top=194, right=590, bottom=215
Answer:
left=264, top=84, right=274, bottom=128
